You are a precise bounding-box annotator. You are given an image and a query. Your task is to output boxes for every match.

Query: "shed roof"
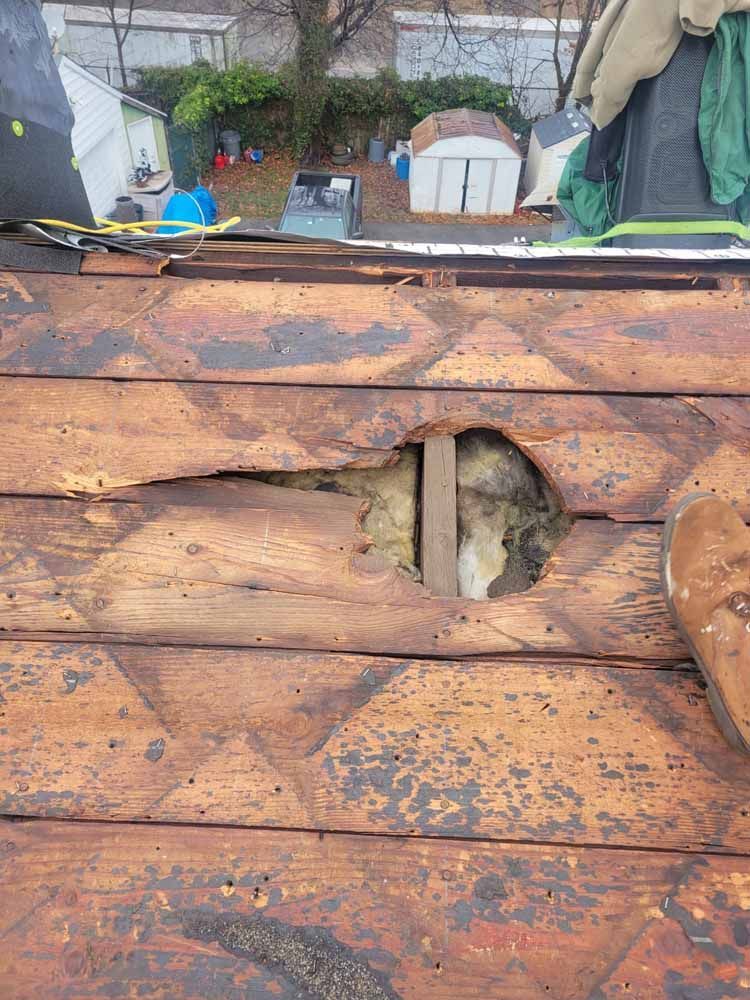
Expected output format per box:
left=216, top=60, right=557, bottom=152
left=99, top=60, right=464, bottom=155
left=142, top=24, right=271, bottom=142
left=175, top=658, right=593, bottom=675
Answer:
left=63, top=5, right=239, bottom=32
left=533, top=109, right=590, bottom=149
left=56, top=55, right=167, bottom=119
left=411, top=109, right=520, bottom=157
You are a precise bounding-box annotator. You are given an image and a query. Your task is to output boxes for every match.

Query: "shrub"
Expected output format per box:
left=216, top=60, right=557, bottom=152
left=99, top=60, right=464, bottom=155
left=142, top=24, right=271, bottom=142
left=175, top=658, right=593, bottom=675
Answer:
left=136, top=62, right=218, bottom=114
left=136, top=62, right=527, bottom=154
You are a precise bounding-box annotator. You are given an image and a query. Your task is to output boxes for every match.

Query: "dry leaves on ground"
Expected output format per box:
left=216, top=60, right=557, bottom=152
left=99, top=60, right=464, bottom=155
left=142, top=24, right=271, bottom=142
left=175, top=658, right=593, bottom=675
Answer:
left=208, top=152, right=543, bottom=228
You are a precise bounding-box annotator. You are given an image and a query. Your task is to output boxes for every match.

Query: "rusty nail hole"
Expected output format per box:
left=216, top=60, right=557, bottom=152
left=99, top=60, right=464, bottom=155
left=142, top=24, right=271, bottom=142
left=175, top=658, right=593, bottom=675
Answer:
left=394, top=754, right=401, bottom=761
left=155, top=846, right=160, bottom=851
left=226, top=880, right=234, bottom=888
left=199, top=809, right=205, bottom=815
left=263, top=875, right=269, bottom=881
left=6, top=593, right=14, bottom=599
left=274, top=786, right=282, bottom=793
left=188, top=777, right=195, bottom=785
left=108, top=740, right=116, bottom=749
left=742, top=809, right=749, bottom=817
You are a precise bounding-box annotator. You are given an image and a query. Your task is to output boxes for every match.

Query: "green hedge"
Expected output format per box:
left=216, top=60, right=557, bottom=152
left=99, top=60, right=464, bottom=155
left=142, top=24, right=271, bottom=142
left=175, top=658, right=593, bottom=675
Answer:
left=135, top=63, right=526, bottom=154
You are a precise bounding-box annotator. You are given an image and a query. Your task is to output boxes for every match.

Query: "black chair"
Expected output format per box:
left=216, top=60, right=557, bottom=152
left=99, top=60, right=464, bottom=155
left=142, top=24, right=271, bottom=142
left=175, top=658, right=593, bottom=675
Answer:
left=612, top=32, right=735, bottom=249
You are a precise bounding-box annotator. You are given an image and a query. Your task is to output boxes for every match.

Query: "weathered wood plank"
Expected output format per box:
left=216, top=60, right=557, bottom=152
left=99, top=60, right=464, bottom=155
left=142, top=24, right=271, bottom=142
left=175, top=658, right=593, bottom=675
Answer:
left=163, top=257, right=728, bottom=289
left=78, top=254, right=167, bottom=277
left=3, top=817, right=750, bottom=999
left=0, top=377, right=748, bottom=519
left=0, top=495, right=680, bottom=658
left=3, top=271, right=750, bottom=393
left=2, top=642, right=750, bottom=853
left=421, top=436, right=457, bottom=596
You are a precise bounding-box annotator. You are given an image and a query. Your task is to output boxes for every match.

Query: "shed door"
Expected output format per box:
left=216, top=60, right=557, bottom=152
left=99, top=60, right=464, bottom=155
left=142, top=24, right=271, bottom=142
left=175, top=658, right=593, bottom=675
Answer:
left=127, top=117, right=160, bottom=173
left=436, top=159, right=468, bottom=213
left=464, top=159, right=494, bottom=214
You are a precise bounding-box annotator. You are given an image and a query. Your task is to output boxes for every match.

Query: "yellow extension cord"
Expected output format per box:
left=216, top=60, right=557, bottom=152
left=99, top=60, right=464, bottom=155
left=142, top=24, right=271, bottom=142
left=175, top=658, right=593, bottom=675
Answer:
left=31, top=216, right=242, bottom=236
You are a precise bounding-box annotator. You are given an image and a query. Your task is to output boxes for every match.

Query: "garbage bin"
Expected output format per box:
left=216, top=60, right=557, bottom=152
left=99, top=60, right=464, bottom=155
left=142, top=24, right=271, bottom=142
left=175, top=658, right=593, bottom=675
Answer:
left=368, top=137, right=385, bottom=163
left=220, top=129, right=242, bottom=161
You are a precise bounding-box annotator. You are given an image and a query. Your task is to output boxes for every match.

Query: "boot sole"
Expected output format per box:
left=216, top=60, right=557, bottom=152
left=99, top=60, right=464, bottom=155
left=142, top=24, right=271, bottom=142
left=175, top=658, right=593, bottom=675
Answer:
left=661, top=493, right=750, bottom=755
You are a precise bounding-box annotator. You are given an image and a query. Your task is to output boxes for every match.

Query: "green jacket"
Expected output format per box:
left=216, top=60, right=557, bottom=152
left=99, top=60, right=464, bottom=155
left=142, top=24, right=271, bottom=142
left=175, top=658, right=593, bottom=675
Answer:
left=700, top=13, right=750, bottom=211
left=561, top=11, right=750, bottom=236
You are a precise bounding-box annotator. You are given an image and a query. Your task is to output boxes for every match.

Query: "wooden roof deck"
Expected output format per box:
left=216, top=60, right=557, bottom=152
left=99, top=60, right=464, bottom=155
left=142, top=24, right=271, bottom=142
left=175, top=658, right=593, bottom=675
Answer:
left=1, top=258, right=750, bottom=998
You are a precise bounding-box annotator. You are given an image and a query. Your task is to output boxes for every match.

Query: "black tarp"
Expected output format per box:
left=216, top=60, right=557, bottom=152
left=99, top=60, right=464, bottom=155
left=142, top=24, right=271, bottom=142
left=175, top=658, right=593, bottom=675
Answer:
left=0, top=0, right=94, bottom=226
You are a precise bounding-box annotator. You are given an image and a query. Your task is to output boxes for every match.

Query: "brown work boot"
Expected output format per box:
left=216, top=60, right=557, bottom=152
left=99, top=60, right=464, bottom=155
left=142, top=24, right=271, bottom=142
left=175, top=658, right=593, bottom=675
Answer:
left=662, top=494, right=750, bottom=753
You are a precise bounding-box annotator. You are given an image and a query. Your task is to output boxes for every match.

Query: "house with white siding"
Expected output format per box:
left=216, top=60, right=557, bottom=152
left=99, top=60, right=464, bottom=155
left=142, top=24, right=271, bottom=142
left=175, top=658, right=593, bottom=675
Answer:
left=394, top=13, right=581, bottom=117
left=57, top=55, right=171, bottom=218
left=44, top=5, right=238, bottom=88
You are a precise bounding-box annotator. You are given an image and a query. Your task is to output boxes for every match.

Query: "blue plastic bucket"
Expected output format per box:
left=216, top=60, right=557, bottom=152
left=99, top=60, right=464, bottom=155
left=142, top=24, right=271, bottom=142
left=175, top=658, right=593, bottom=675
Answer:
left=396, top=154, right=410, bottom=181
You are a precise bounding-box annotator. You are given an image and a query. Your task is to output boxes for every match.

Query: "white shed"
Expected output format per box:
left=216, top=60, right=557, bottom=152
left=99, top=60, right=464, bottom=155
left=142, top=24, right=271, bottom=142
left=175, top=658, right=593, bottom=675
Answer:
left=56, top=56, right=170, bottom=220
left=521, top=109, right=591, bottom=210
left=409, top=109, right=522, bottom=215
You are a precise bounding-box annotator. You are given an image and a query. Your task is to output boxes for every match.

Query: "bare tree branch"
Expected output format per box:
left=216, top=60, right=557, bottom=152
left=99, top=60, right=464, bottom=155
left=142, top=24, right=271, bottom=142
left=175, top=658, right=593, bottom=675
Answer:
left=95, top=0, right=159, bottom=87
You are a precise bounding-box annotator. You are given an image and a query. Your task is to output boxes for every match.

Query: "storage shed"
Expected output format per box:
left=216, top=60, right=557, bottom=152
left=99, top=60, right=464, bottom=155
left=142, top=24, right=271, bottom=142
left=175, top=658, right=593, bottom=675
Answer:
left=409, top=109, right=522, bottom=215
left=521, top=108, right=590, bottom=209
left=56, top=56, right=171, bottom=219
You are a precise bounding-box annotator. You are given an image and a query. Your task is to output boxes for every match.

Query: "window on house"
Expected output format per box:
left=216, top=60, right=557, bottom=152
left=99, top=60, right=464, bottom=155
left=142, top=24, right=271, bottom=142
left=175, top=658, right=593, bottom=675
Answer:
left=189, top=35, right=203, bottom=62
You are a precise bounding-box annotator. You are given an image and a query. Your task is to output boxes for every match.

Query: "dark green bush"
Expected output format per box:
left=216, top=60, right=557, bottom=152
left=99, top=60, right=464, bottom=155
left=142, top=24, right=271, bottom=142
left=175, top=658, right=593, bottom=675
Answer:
left=135, top=63, right=526, bottom=154
left=136, top=62, right=219, bottom=114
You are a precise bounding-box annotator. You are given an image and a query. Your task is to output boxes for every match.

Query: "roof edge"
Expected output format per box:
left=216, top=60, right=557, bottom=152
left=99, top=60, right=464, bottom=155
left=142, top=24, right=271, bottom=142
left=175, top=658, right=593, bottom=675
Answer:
left=57, top=55, right=167, bottom=118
